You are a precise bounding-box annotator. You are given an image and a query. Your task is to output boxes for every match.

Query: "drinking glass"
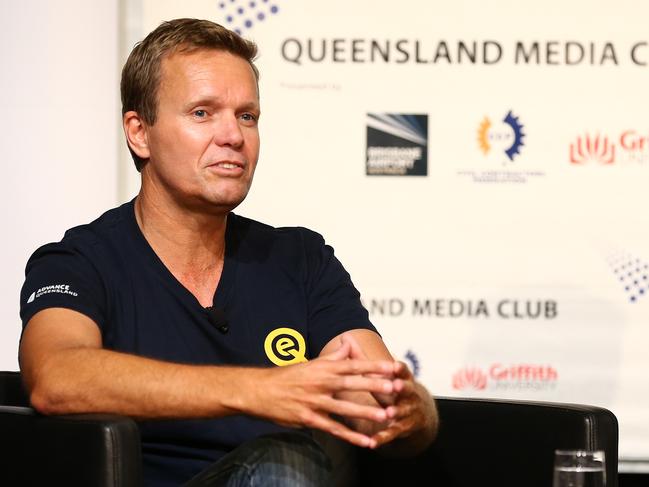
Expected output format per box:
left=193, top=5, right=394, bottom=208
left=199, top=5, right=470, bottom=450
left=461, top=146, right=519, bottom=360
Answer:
left=553, top=450, right=606, bottom=487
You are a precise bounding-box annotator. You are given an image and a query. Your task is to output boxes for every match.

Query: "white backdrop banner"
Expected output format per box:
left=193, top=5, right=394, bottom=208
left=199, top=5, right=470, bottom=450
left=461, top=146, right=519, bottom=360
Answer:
left=130, top=0, right=649, bottom=466
left=0, top=1, right=119, bottom=372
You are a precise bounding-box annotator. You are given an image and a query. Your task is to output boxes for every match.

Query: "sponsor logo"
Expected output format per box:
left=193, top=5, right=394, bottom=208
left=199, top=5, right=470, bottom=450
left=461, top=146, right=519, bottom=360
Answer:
left=366, top=113, right=428, bottom=176
left=570, top=130, right=649, bottom=164
left=570, top=134, right=615, bottom=164
left=217, top=0, right=280, bottom=34
left=364, top=298, right=558, bottom=320
left=477, top=110, right=525, bottom=162
left=404, top=350, right=421, bottom=378
left=607, top=251, right=649, bottom=303
left=452, top=367, right=487, bottom=390
left=452, top=364, right=558, bottom=391
left=264, top=327, right=307, bottom=366
left=458, top=110, right=542, bottom=184
left=27, top=284, right=78, bottom=303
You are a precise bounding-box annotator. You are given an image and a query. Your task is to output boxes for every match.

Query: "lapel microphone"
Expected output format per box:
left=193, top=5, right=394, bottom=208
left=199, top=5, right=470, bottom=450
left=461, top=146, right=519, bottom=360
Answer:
left=205, top=306, right=229, bottom=334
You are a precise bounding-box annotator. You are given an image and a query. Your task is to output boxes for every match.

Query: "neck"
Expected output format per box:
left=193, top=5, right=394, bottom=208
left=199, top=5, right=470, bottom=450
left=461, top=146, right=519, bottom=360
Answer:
left=134, top=189, right=227, bottom=273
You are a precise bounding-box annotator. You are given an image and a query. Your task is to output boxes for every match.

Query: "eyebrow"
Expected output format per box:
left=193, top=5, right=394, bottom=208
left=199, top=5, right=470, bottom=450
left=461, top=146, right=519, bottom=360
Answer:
left=183, top=97, right=260, bottom=113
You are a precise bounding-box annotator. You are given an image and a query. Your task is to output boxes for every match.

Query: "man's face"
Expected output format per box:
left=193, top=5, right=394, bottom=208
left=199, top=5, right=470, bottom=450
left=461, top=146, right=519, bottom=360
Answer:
left=142, top=49, right=260, bottom=213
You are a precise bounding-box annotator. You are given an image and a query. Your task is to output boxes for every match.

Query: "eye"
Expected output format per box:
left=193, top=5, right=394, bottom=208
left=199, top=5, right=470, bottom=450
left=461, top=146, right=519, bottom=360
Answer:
left=193, top=109, right=207, bottom=118
left=240, top=113, right=258, bottom=124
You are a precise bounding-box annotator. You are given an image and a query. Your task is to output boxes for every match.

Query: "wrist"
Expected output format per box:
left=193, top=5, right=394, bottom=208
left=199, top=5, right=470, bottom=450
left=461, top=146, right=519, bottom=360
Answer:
left=219, top=366, right=268, bottom=416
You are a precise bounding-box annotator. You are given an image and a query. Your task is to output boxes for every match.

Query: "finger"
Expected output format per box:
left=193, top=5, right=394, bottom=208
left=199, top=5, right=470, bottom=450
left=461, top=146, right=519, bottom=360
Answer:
left=334, top=374, right=396, bottom=395
left=331, top=358, right=396, bottom=377
left=371, top=427, right=399, bottom=448
left=371, top=391, right=396, bottom=408
left=392, top=378, right=416, bottom=396
left=341, top=333, right=368, bottom=360
left=370, top=418, right=413, bottom=448
left=393, top=361, right=414, bottom=379
left=306, top=411, right=377, bottom=448
left=386, top=398, right=417, bottom=420
left=318, top=395, right=389, bottom=423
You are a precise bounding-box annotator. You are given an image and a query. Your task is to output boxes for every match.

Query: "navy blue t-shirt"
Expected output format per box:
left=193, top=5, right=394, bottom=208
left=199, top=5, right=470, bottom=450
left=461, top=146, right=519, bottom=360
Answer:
left=20, top=200, right=376, bottom=486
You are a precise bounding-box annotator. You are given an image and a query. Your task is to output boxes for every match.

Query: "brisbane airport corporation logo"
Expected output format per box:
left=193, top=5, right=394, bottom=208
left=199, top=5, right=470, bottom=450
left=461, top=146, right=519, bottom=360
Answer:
left=452, top=363, right=559, bottom=392
left=570, top=130, right=649, bottom=165
left=366, top=113, right=428, bottom=176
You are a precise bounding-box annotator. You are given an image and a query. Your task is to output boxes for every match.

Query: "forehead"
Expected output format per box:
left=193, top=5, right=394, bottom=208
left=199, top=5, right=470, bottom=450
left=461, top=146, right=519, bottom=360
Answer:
left=158, top=48, right=258, bottom=100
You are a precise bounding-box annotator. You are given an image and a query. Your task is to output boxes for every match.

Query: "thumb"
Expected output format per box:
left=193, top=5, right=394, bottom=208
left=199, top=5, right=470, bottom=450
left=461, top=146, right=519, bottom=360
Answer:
left=321, top=338, right=351, bottom=361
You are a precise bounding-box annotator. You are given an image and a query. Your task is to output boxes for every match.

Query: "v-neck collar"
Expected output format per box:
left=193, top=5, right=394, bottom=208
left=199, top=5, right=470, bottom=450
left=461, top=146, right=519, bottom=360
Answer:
left=122, top=199, right=237, bottom=311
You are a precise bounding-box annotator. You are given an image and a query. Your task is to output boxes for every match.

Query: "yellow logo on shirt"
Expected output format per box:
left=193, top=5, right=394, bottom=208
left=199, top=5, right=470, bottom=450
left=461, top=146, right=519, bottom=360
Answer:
left=264, top=327, right=307, bottom=366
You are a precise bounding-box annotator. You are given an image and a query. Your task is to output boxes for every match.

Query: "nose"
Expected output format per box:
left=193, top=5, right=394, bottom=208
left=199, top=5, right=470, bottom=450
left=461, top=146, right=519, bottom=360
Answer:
left=214, top=112, right=244, bottom=148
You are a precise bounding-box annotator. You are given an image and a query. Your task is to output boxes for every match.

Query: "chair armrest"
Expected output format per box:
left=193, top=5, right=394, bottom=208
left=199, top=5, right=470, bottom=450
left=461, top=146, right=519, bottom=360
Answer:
left=357, top=397, right=618, bottom=487
left=0, top=406, right=142, bottom=487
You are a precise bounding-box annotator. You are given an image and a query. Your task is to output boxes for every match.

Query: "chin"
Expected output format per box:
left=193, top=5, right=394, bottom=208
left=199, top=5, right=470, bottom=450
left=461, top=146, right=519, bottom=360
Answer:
left=208, top=192, right=249, bottom=212
left=189, top=178, right=251, bottom=211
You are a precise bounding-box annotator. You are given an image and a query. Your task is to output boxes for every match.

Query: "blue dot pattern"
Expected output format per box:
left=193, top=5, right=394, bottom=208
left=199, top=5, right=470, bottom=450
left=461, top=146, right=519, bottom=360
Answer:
left=608, top=251, right=649, bottom=303
left=217, top=0, right=280, bottom=32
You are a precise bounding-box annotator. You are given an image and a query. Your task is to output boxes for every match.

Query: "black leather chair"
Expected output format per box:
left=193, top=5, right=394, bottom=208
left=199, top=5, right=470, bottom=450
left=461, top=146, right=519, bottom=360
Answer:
left=0, top=370, right=618, bottom=486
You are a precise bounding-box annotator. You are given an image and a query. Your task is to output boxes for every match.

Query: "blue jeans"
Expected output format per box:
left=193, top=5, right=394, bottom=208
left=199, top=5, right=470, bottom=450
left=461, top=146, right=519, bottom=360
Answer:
left=184, top=432, right=333, bottom=486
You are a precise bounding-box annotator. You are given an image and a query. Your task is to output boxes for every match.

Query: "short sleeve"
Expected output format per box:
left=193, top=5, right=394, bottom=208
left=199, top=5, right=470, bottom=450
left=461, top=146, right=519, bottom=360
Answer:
left=301, top=229, right=378, bottom=356
left=20, top=241, right=107, bottom=332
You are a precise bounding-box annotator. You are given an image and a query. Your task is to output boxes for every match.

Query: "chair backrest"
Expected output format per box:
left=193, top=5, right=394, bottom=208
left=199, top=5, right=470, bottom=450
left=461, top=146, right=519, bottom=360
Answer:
left=0, top=370, right=143, bottom=487
left=0, top=370, right=29, bottom=407
left=357, top=396, right=618, bottom=487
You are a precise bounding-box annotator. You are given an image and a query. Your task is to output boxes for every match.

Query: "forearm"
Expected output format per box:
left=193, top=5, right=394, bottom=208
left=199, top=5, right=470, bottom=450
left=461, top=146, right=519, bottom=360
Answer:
left=27, top=347, right=258, bottom=419
left=22, top=316, right=397, bottom=448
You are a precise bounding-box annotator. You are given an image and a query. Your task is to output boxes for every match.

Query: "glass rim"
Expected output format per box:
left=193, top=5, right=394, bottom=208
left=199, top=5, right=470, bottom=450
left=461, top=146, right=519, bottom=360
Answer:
left=554, top=449, right=605, bottom=456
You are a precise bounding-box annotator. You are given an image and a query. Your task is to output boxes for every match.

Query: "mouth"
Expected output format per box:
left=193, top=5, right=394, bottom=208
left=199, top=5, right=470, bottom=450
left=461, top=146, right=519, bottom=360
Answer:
left=205, top=159, right=248, bottom=177
left=209, top=160, right=245, bottom=170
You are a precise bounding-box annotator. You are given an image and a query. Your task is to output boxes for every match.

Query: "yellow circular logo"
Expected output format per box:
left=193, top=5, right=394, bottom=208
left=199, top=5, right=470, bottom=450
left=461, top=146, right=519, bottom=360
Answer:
left=264, top=327, right=307, bottom=366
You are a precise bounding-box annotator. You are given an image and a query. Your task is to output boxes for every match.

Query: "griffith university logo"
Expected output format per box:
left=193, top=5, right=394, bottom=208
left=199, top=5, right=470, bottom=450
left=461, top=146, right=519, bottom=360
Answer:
left=264, top=327, right=307, bottom=366
left=366, top=113, right=428, bottom=176
left=452, top=367, right=487, bottom=390
left=453, top=363, right=558, bottom=392
left=477, top=110, right=525, bottom=162
left=570, top=134, right=615, bottom=164
left=570, top=130, right=649, bottom=165
left=217, top=0, right=280, bottom=35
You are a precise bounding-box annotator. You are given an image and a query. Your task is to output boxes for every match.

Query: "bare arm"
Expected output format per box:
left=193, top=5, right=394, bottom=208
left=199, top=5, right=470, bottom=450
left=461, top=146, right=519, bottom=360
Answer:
left=20, top=308, right=247, bottom=419
left=19, top=308, right=399, bottom=447
left=320, top=329, right=439, bottom=455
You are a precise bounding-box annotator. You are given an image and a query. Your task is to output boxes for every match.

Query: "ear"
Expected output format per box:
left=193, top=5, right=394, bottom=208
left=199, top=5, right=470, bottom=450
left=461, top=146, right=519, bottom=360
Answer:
left=123, top=111, right=151, bottom=160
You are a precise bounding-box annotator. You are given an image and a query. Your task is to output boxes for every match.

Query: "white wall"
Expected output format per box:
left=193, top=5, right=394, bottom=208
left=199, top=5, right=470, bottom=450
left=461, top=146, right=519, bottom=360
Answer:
left=0, top=1, right=120, bottom=369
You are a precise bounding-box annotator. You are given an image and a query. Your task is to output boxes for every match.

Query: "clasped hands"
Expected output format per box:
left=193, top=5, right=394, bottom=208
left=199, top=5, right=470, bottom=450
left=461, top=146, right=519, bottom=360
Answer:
left=252, top=334, right=430, bottom=450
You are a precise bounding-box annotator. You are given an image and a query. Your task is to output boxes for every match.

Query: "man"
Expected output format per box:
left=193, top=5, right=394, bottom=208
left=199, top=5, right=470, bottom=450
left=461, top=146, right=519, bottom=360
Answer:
left=19, top=18, right=438, bottom=486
